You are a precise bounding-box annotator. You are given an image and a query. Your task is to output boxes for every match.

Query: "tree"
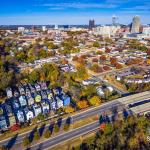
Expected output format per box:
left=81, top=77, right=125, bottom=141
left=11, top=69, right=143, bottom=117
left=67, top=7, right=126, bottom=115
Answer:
left=103, top=65, right=111, bottom=71
left=90, top=64, right=103, bottom=73
left=115, top=63, right=123, bottom=69
left=23, top=137, right=30, bottom=147
left=28, top=70, right=40, bottom=83
left=77, top=100, right=89, bottom=109
left=63, top=123, right=70, bottom=131
left=0, top=146, right=6, bottom=150
left=33, top=131, right=40, bottom=141
left=82, top=85, right=97, bottom=99
left=64, top=106, right=75, bottom=113
left=96, top=51, right=103, bottom=55
left=72, top=56, right=78, bottom=61
left=76, top=64, right=88, bottom=80
left=43, top=129, right=51, bottom=139
left=93, top=41, right=100, bottom=47
left=92, top=58, right=98, bottom=63
left=54, top=124, right=59, bottom=133
left=110, top=57, right=117, bottom=66
left=99, top=55, right=106, bottom=61
left=105, top=48, right=111, bottom=53
left=61, top=58, right=68, bottom=65
left=89, top=96, right=101, bottom=106
left=37, top=113, right=45, bottom=121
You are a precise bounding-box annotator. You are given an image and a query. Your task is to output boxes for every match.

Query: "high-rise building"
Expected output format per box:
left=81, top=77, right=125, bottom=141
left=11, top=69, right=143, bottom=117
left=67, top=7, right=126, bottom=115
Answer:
left=42, top=26, right=47, bottom=31
left=18, top=27, right=25, bottom=33
left=131, top=16, right=140, bottom=33
left=89, top=19, right=95, bottom=30
left=112, top=15, right=118, bottom=26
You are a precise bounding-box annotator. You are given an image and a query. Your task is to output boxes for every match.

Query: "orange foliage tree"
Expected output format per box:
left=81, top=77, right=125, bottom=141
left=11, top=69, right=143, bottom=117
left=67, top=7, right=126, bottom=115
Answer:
left=77, top=100, right=89, bottom=109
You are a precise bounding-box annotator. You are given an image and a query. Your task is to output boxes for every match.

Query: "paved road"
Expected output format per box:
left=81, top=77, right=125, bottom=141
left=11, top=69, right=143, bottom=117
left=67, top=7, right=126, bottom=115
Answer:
left=0, top=91, right=150, bottom=148
left=30, top=121, right=100, bottom=150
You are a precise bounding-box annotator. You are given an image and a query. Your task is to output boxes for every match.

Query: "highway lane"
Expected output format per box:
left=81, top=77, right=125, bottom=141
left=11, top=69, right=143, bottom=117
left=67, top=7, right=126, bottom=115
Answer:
left=30, top=121, right=100, bottom=150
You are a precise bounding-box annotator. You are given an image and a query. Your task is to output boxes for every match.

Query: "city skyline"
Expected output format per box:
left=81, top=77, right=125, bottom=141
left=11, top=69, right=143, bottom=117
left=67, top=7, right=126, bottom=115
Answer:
left=0, top=0, right=149, bottom=25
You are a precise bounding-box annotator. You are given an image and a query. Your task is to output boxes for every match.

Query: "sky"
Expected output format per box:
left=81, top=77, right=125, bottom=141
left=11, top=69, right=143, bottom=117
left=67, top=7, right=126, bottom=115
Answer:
left=0, top=0, right=149, bottom=25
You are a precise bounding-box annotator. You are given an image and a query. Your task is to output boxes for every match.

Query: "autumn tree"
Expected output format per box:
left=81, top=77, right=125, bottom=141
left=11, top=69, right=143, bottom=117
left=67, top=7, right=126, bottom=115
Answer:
left=93, top=41, right=100, bottom=47
left=23, top=137, right=30, bottom=147
left=105, top=47, right=111, bottom=53
left=99, top=55, right=107, bottom=61
left=72, top=56, right=78, bottom=61
left=61, top=58, right=68, bottom=65
left=89, top=96, right=101, bottom=106
left=103, top=65, right=111, bottom=71
left=63, top=123, right=70, bottom=131
left=54, top=124, right=59, bottom=133
left=76, top=64, right=88, bottom=80
left=33, top=131, right=40, bottom=141
left=77, top=100, right=89, bottom=109
left=43, top=129, right=51, bottom=139
left=115, top=63, right=123, bottom=69
left=90, top=64, right=103, bottom=73
left=64, top=106, right=75, bottom=113
left=92, top=58, right=98, bottom=63
left=110, top=57, right=117, bottom=66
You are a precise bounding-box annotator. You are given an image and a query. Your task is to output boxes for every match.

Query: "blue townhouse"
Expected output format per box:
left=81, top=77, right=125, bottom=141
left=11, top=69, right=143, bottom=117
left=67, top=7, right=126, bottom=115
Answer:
left=0, top=115, right=8, bottom=130
left=13, top=87, right=20, bottom=98
left=18, top=85, right=25, bottom=95
left=41, top=100, right=50, bottom=114
left=24, top=86, right=31, bottom=96
left=39, top=82, right=48, bottom=90
left=16, top=110, right=25, bottom=123
left=53, top=87, right=63, bottom=96
left=35, top=83, right=41, bottom=92
left=6, top=87, right=13, bottom=98
left=18, top=95, right=27, bottom=107
left=28, top=84, right=36, bottom=94
left=23, top=107, right=34, bottom=121
left=11, top=97, right=20, bottom=111
left=32, top=104, right=42, bottom=117
left=40, top=90, right=48, bottom=99
left=55, top=96, right=64, bottom=109
left=26, top=92, right=35, bottom=106
left=61, top=94, right=71, bottom=106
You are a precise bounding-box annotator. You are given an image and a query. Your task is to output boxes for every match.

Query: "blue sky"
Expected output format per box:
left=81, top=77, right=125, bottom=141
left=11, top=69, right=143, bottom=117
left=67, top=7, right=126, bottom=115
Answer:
left=0, top=0, right=149, bottom=25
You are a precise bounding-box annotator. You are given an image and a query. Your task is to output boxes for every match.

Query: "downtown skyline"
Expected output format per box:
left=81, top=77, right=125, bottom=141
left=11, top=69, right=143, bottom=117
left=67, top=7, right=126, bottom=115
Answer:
left=0, top=0, right=149, bottom=25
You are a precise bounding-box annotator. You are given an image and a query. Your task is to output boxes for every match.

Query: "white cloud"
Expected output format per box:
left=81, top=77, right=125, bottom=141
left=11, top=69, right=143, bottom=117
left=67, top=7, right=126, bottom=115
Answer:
left=41, top=2, right=117, bottom=9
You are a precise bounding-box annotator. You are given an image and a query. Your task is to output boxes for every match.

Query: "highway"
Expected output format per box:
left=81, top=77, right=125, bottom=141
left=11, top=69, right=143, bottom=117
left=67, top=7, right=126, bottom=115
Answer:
left=30, top=121, right=100, bottom=150
left=0, top=91, right=150, bottom=148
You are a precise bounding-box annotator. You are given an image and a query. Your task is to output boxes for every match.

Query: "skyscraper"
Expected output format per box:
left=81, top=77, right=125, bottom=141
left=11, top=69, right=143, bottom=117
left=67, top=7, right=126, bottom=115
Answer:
left=131, top=16, right=140, bottom=33
left=89, top=19, right=95, bottom=30
left=112, top=15, right=118, bottom=26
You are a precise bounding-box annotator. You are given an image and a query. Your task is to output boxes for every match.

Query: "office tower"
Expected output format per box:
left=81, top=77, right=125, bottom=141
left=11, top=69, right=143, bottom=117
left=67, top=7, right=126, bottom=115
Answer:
left=32, top=26, right=35, bottom=32
left=89, top=19, right=95, bottom=30
left=55, top=24, right=58, bottom=30
left=131, top=16, right=140, bottom=33
left=42, top=26, right=47, bottom=31
left=18, top=27, right=25, bottom=33
left=112, top=15, right=118, bottom=26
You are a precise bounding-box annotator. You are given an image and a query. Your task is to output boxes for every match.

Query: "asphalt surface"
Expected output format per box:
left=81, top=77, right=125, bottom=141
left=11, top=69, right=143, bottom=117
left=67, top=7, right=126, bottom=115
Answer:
left=30, top=121, right=100, bottom=150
